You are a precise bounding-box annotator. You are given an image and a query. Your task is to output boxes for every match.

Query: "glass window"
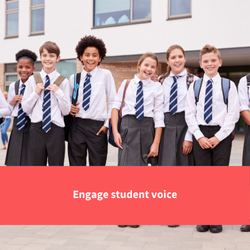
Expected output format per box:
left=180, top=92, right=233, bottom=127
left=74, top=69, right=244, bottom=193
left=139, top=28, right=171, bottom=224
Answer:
left=31, top=0, right=44, bottom=34
left=169, top=0, right=191, bottom=18
left=56, top=60, right=76, bottom=80
left=5, top=74, right=18, bottom=92
left=6, top=0, right=19, bottom=37
left=94, top=0, right=151, bottom=27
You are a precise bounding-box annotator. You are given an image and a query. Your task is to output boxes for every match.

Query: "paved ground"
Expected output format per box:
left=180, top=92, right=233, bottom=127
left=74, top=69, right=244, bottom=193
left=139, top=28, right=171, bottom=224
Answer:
left=0, top=133, right=249, bottom=250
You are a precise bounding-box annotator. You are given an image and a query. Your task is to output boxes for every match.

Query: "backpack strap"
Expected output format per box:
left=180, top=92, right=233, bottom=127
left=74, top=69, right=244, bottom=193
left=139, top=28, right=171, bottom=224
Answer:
left=159, top=73, right=166, bottom=84
left=72, top=73, right=81, bottom=105
left=119, top=80, right=131, bottom=117
left=193, top=78, right=203, bottom=105
left=186, top=73, right=194, bottom=90
left=221, top=78, right=230, bottom=105
left=14, top=79, right=20, bottom=95
left=246, top=74, right=250, bottom=95
left=54, top=75, right=66, bottom=87
left=33, top=73, right=43, bottom=84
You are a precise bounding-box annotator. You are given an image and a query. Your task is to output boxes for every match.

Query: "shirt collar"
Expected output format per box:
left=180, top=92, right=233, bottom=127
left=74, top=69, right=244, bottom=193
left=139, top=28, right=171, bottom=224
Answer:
left=203, top=73, right=220, bottom=83
left=41, top=69, right=58, bottom=80
left=82, top=67, right=98, bottom=78
left=169, top=69, right=187, bottom=77
left=134, top=74, right=151, bottom=86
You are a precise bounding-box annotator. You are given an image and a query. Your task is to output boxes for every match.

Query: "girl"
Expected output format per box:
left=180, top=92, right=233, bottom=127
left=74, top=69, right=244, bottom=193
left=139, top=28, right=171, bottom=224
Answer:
left=5, top=49, right=37, bottom=166
left=111, top=52, right=164, bottom=166
left=158, top=45, right=199, bottom=166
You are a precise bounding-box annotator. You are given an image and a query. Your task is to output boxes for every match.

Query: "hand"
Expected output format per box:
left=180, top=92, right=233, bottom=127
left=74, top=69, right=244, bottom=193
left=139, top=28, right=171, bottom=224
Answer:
left=70, top=102, right=80, bottom=116
left=47, top=84, right=59, bottom=93
left=147, top=142, right=159, bottom=158
left=182, top=140, right=193, bottom=155
left=18, top=95, right=23, bottom=103
left=97, top=126, right=108, bottom=135
left=151, top=75, right=159, bottom=82
left=35, top=83, right=45, bottom=95
left=10, top=95, right=21, bottom=106
left=208, top=136, right=220, bottom=149
left=114, top=131, right=123, bottom=149
left=198, top=137, right=212, bottom=149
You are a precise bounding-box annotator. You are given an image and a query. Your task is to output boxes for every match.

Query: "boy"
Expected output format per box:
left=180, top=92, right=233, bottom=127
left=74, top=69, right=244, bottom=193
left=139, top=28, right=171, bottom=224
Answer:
left=22, top=41, right=71, bottom=166
left=238, top=74, right=250, bottom=232
left=68, top=35, right=116, bottom=166
left=185, top=45, right=239, bottom=233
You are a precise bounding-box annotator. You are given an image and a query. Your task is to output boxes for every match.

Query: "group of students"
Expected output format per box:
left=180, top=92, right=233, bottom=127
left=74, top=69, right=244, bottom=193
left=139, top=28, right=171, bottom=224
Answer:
left=0, top=36, right=249, bottom=233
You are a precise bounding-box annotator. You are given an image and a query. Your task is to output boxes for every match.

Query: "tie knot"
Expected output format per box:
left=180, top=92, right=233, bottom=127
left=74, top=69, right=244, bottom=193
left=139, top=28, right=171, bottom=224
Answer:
left=21, top=84, right=26, bottom=89
left=173, top=75, right=180, bottom=82
left=86, top=73, right=91, bottom=78
left=46, top=75, right=49, bottom=81
left=138, top=81, right=143, bottom=87
left=207, top=79, right=213, bottom=84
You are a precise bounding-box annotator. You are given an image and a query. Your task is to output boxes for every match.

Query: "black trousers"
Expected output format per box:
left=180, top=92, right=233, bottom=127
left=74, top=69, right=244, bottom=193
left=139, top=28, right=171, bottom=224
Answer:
left=30, top=122, right=65, bottom=166
left=193, top=125, right=232, bottom=166
left=68, top=118, right=107, bottom=166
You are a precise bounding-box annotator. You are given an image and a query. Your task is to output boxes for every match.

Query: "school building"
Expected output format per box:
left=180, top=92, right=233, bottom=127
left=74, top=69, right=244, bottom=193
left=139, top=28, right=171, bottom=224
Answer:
left=0, top=0, right=250, bottom=132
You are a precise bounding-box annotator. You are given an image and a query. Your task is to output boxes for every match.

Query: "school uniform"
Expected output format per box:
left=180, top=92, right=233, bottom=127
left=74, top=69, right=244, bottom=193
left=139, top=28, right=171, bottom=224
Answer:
left=22, top=69, right=71, bottom=166
left=68, top=67, right=116, bottom=166
left=112, top=74, right=164, bottom=166
left=158, top=69, right=199, bottom=166
left=0, top=89, right=11, bottom=117
left=5, top=79, right=32, bottom=166
left=185, top=73, right=239, bottom=166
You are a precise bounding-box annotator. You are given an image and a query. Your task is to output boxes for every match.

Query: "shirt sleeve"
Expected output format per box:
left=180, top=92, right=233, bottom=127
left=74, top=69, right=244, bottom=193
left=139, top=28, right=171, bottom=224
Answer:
left=7, top=82, right=16, bottom=113
left=238, top=76, right=249, bottom=112
left=215, top=81, right=240, bottom=141
left=154, top=82, right=165, bottom=128
left=0, top=89, right=11, bottom=117
left=112, top=80, right=127, bottom=112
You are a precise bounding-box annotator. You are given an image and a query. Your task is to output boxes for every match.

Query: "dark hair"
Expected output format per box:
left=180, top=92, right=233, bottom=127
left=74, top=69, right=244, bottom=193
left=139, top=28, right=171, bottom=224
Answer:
left=15, top=49, right=37, bottom=65
left=75, top=35, right=107, bottom=65
left=39, top=41, right=60, bottom=57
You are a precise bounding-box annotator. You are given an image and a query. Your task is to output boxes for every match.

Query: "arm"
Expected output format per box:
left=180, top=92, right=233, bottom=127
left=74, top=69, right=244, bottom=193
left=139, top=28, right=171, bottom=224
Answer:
left=147, top=127, right=162, bottom=158
left=0, top=90, right=11, bottom=117
left=111, top=108, right=123, bottom=149
left=7, top=82, right=19, bottom=112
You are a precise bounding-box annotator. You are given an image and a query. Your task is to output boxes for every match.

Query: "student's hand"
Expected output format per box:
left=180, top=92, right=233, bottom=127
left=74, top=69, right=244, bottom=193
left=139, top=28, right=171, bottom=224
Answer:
left=35, top=83, right=45, bottom=95
left=70, top=103, right=80, bottom=116
left=198, top=137, right=212, bottom=149
left=18, top=95, right=23, bottom=104
left=182, top=140, right=193, bottom=155
left=114, top=132, right=123, bottom=149
left=147, top=142, right=159, bottom=158
left=47, top=84, right=59, bottom=93
left=151, top=75, right=159, bottom=82
left=208, top=136, right=220, bottom=149
left=97, top=126, right=108, bottom=135
left=10, top=95, right=21, bottom=106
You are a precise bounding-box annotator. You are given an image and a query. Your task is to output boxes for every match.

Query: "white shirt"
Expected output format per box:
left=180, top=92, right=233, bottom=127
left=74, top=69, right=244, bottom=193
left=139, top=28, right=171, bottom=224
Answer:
left=185, top=73, right=239, bottom=141
left=162, top=69, right=199, bottom=141
left=0, top=90, right=11, bottom=118
left=238, top=75, right=250, bottom=112
left=22, top=69, right=71, bottom=127
left=69, top=67, right=116, bottom=128
left=112, top=74, right=165, bottom=128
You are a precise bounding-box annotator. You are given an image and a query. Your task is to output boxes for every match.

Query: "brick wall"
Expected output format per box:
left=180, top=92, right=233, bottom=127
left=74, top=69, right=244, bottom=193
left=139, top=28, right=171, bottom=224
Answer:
left=0, top=64, right=5, bottom=92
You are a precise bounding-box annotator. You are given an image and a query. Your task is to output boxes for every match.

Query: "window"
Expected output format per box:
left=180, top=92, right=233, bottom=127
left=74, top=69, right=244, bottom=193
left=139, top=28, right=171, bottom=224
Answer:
left=94, top=0, right=151, bottom=27
left=55, top=60, right=76, bottom=80
left=6, top=0, right=19, bottom=37
left=5, top=74, right=18, bottom=91
left=30, top=0, right=44, bottom=34
left=168, top=0, right=191, bottom=19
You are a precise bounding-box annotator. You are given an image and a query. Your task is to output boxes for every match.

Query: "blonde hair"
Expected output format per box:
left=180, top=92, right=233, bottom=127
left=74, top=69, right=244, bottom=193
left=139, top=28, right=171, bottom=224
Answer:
left=200, top=44, right=221, bottom=60
left=39, top=41, right=60, bottom=57
left=137, top=52, right=158, bottom=73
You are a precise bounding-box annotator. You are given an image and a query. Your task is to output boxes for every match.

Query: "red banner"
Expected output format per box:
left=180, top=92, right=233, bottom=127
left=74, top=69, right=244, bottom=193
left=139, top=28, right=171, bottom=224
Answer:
left=0, top=166, right=249, bottom=225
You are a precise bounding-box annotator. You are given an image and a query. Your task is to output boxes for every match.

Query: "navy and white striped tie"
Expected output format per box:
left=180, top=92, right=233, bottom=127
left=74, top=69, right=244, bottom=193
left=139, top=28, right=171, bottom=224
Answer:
left=135, top=81, right=144, bottom=121
left=169, top=75, right=179, bottom=115
left=82, top=73, right=91, bottom=111
left=204, top=79, right=213, bottom=124
left=16, top=84, right=27, bottom=131
left=42, top=75, right=51, bottom=133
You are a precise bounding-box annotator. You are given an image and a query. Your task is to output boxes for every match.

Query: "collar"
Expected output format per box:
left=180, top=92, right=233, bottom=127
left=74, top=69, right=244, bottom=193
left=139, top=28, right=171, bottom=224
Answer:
left=134, top=74, right=151, bottom=86
left=203, top=73, right=220, bottom=83
left=82, top=67, right=98, bottom=78
left=169, top=69, right=187, bottom=77
left=41, top=69, right=58, bottom=80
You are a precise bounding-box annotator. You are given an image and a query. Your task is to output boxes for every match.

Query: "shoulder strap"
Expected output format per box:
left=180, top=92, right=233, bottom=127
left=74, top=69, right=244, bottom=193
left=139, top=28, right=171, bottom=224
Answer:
left=159, top=73, right=166, bottom=84
left=72, top=73, right=81, bottom=105
left=119, top=80, right=131, bottom=117
left=15, top=79, right=20, bottom=95
left=186, top=73, right=194, bottom=90
left=54, top=75, right=66, bottom=87
left=33, top=73, right=43, bottom=84
left=221, top=78, right=230, bottom=105
left=246, top=74, right=250, bottom=87
left=193, top=78, right=203, bottom=105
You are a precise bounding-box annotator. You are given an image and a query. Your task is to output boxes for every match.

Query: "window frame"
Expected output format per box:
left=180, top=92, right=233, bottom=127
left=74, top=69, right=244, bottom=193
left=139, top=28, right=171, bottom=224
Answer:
left=93, top=0, right=151, bottom=28
left=5, top=0, right=19, bottom=38
left=5, top=73, right=18, bottom=91
left=30, top=0, right=45, bottom=35
left=168, top=0, right=192, bottom=20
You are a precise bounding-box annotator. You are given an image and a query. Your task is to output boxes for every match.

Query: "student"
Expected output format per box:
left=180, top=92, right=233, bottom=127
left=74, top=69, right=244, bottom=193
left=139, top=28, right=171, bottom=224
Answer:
left=238, top=74, right=250, bottom=233
left=22, top=41, right=71, bottom=166
left=158, top=45, right=199, bottom=167
left=185, top=45, right=239, bottom=233
left=68, top=35, right=116, bottom=166
left=5, top=49, right=37, bottom=165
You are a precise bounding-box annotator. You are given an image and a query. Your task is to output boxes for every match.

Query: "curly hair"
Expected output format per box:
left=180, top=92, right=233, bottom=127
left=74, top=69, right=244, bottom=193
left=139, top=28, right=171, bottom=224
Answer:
left=15, top=49, right=37, bottom=65
left=75, top=35, right=107, bottom=65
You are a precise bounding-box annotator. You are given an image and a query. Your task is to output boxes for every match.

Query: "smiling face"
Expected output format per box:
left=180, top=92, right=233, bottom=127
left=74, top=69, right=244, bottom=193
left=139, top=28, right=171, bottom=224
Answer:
left=199, top=52, right=222, bottom=78
left=80, top=47, right=101, bottom=73
left=16, top=58, right=35, bottom=83
left=40, top=48, right=60, bottom=74
left=166, top=48, right=186, bottom=75
left=138, top=57, right=157, bottom=80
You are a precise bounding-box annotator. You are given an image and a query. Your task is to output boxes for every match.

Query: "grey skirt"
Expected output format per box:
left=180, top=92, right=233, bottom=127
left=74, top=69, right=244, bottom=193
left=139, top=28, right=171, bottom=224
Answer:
left=118, top=115, right=157, bottom=166
left=158, top=112, right=194, bottom=166
left=243, top=124, right=250, bottom=166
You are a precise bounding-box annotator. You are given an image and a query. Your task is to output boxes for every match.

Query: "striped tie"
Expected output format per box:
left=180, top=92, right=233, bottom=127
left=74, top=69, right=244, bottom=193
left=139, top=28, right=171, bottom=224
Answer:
left=135, top=81, right=144, bottom=121
left=204, top=79, right=213, bottom=124
left=16, top=84, right=27, bottom=131
left=42, top=75, right=51, bottom=133
left=169, top=76, right=179, bottom=115
left=82, top=73, right=91, bottom=111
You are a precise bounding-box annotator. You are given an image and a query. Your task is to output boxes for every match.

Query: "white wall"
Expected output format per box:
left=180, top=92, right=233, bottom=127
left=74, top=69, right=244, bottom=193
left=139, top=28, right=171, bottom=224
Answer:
left=1, top=0, right=250, bottom=63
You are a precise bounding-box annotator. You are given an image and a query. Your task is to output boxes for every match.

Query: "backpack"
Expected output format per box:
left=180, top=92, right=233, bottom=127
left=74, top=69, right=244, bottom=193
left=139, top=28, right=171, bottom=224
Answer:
left=246, top=74, right=250, bottom=94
